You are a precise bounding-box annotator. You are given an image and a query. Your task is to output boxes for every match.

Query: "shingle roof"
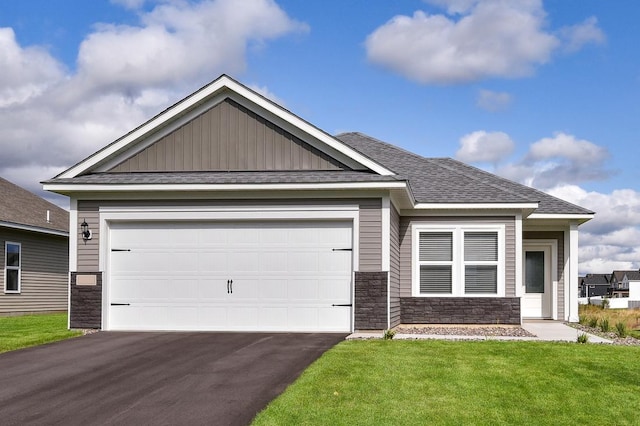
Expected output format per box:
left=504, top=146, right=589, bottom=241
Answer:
left=0, top=177, right=68, bottom=233
left=581, top=274, right=610, bottom=285
left=612, top=270, right=640, bottom=282
left=336, top=132, right=594, bottom=215
left=44, top=171, right=401, bottom=185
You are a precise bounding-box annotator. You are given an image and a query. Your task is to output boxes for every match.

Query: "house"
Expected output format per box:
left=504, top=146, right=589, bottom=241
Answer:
left=609, top=270, right=640, bottom=298
left=579, top=273, right=610, bottom=298
left=1, top=177, right=69, bottom=314
left=43, top=75, right=594, bottom=332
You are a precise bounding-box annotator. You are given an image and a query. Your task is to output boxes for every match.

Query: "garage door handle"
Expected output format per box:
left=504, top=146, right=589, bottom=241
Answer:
left=110, top=303, right=130, bottom=306
left=227, top=280, right=233, bottom=294
left=332, top=303, right=352, bottom=307
left=332, top=248, right=352, bottom=251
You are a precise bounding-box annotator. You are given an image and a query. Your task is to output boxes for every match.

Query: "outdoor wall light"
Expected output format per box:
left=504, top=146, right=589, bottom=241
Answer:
left=81, top=219, right=92, bottom=240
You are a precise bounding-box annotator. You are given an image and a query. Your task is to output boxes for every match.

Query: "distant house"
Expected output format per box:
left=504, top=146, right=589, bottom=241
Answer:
left=0, top=177, right=69, bottom=315
left=608, top=270, right=640, bottom=298
left=579, top=274, right=610, bottom=298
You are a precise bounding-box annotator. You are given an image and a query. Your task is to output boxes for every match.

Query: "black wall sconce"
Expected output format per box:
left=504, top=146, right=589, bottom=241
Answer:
left=81, top=219, right=92, bottom=240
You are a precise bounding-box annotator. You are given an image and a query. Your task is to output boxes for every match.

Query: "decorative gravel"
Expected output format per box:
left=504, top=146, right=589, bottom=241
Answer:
left=394, top=325, right=536, bottom=338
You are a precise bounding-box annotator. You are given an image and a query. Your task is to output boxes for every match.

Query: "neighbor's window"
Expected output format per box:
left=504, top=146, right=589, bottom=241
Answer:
left=4, top=242, right=21, bottom=293
left=414, top=226, right=504, bottom=297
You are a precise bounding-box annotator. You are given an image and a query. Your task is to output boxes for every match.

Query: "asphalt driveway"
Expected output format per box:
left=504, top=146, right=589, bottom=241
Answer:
left=0, top=332, right=346, bottom=425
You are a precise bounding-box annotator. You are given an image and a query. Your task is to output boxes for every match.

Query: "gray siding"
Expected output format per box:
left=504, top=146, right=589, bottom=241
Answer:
left=0, top=228, right=68, bottom=314
left=399, top=216, right=516, bottom=298
left=358, top=199, right=382, bottom=272
left=524, top=231, right=565, bottom=319
left=76, top=198, right=382, bottom=272
left=77, top=202, right=100, bottom=273
left=389, top=203, right=401, bottom=327
left=109, top=99, right=347, bottom=172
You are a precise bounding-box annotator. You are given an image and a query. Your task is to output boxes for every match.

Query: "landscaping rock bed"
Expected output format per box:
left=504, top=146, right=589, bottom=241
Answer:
left=395, top=325, right=536, bottom=338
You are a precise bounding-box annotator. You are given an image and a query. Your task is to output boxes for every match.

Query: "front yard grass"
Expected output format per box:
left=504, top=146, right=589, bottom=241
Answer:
left=253, top=340, right=640, bottom=425
left=0, top=313, right=82, bottom=354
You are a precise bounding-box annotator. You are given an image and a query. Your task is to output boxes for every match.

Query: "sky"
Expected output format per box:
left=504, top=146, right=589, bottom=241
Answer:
left=0, top=0, right=639, bottom=274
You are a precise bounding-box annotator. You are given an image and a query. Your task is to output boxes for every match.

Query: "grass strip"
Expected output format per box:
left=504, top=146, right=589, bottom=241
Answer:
left=0, top=313, right=82, bottom=354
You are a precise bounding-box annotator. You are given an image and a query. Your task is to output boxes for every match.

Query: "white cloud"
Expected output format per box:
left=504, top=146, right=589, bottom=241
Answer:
left=542, top=184, right=640, bottom=274
left=77, top=0, right=308, bottom=94
left=248, top=84, right=287, bottom=107
left=0, top=28, right=66, bottom=107
left=476, top=89, right=512, bottom=111
left=0, top=0, right=304, bottom=207
left=496, top=132, right=610, bottom=189
left=455, top=131, right=514, bottom=163
left=110, top=0, right=147, bottom=9
left=365, top=0, right=604, bottom=84
left=559, top=16, right=606, bottom=53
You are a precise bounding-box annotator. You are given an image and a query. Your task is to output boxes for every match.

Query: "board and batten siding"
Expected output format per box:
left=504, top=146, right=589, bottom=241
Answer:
left=389, top=203, right=401, bottom=327
left=523, top=231, right=565, bottom=319
left=0, top=228, right=68, bottom=314
left=399, top=216, right=516, bottom=298
left=76, top=198, right=382, bottom=272
left=109, top=99, right=347, bottom=173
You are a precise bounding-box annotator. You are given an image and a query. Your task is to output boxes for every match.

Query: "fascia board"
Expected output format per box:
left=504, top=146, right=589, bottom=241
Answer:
left=57, top=77, right=233, bottom=179
left=226, top=85, right=395, bottom=176
left=527, top=213, right=594, bottom=225
left=42, top=181, right=407, bottom=193
left=0, top=221, right=69, bottom=237
left=55, top=75, right=394, bottom=179
left=413, top=202, right=539, bottom=210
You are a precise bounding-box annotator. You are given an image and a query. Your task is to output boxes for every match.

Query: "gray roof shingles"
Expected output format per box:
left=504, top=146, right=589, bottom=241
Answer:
left=46, top=130, right=593, bottom=216
left=336, top=132, right=594, bottom=215
left=1, top=177, right=69, bottom=233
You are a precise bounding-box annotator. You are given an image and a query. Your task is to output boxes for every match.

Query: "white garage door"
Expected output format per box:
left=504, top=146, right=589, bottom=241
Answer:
left=107, top=221, right=353, bottom=332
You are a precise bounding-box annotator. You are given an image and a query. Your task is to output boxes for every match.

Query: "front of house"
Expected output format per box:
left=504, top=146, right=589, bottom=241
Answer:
left=44, top=75, right=593, bottom=332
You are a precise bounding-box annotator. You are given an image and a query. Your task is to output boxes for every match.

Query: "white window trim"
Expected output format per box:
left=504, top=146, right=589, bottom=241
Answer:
left=412, top=224, right=505, bottom=297
left=4, top=241, right=21, bottom=294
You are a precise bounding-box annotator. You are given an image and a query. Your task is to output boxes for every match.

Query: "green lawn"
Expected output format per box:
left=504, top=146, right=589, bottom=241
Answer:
left=253, top=340, right=640, bottom=425
left=0, top=313, right=82, bottom=354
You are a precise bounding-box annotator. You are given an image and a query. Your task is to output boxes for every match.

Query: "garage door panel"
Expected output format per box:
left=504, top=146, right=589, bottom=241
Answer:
left=108, top=220, right=353, bottom=332
left=198, top=251, right=228, bottom=273
left=259, top=252, right=288, bottom=272
left=258, top=279, right=287, bottom=299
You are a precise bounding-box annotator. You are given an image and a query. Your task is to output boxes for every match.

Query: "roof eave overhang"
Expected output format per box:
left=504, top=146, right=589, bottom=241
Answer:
left=526, top=213, right=594, bottom=225
left=412, top=203, right=538, bottom=214
left=0, top=220, right=69, bottom=237
left=43, top=181, right=407, bottom=195
left=55, top=75, right=395, bottom=180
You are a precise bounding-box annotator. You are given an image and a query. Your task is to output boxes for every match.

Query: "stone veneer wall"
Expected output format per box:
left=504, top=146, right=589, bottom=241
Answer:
left=70, top=272, right=102, bottom=329
left=354, top=271, right=388, bottom=330
left=400, top=297, right=521, bottom=325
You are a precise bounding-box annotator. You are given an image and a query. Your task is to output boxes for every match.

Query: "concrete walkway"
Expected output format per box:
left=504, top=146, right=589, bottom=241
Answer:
left=347, top=321, right=613, bottom=343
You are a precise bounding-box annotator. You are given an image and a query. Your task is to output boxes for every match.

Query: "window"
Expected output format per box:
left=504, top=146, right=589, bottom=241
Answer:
left=413, top=225, right=504, bottom=297
left=4, top=242, right=21, bottom=293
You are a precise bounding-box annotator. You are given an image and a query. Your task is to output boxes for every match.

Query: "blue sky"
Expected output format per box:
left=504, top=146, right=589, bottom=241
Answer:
left=0, top=0, right=638, bottom=273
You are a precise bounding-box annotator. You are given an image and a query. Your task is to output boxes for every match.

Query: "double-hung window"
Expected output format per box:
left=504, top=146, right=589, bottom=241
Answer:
left=413, top=225, right=504, bottom=297
left=4, top=242, right=21, bottom=293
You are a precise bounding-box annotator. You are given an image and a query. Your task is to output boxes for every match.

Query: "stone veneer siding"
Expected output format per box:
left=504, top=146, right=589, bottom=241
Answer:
left=354, top=271, right=388, bottom=330
left=400, top=297, right=521, bottom=325
left=70, top=272, right=102, bottom=329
